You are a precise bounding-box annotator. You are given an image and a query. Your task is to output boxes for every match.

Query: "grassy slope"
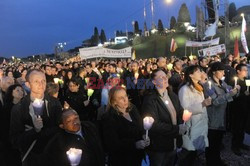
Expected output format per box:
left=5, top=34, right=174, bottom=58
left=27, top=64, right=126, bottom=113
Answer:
left=110, top=25, right=250, bottom=59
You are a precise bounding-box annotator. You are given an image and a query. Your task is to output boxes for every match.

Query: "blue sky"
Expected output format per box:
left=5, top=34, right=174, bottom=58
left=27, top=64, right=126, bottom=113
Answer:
left=0, top=0, right=249, bottom=58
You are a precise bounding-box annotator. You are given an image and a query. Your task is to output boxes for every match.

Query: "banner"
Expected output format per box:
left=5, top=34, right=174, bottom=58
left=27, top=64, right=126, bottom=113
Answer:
left=198, top=44, right=226, bottom=57
left=241, top=15, right=249, bottom=54
left=186, top=38, right=220, bottom=47
left=79, top=46, right=132, bottom=59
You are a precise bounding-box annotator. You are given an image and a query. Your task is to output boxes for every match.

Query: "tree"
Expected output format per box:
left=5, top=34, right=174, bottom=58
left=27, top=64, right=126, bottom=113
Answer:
left=100, top=29, right=107, bottom=44
left=91, top=27, right=99, bottom=46
left=170, top=16, right=177, bottom=29
left=157, top=19, right=164, bottom=34
left=177, top=3, right=191, bottom=23
left=134, top=21, right=140, bottom=34
left=229, top=3, right=237, bottom=22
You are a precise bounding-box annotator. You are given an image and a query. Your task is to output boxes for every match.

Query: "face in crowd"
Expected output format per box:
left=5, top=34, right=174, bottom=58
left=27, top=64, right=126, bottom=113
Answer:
left=27, top=70, right=46, bottom=97
left=152, top=70, right=169, bottom=90
left=60, top=110, right=81, bottom=133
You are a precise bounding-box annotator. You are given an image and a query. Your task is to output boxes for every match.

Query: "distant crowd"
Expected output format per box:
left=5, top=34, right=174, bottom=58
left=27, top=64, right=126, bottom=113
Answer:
left=0, top=53, right=250, bottom=166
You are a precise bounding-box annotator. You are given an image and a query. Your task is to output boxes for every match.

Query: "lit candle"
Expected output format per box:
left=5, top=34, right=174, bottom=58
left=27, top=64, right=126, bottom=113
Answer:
left=120, top=69, right=124, bottom=73
left=87, top=89, right=94, bottom=100
left=246, top=80, right=250, bottom=92
left=32, top=98, right=44, bottom=116
left=208, top=81, right=212, bottom=90
left=85, top=78, right=89, bottom=84
left=134, top=72, right=139, bottom=79
left=165, top=100, right=169, bottom=105
left=167, top=63, right=173, bottom=71
left=182, top=110, right=192, bottom=125
left=54, top=78, right=60, bottom=84
left=234, top=77, right=238, bottom=88
left=143, top=117, right=154, bottom=140
left=66, top=148, right=82, bottom=166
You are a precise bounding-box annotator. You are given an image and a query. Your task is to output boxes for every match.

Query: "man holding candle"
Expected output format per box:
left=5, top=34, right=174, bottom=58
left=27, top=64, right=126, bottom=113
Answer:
left=41, top=109, right=105, bottom=166
left=10, top=69, right=62, bottom=166
left=230, top=64, right=250, bottom=155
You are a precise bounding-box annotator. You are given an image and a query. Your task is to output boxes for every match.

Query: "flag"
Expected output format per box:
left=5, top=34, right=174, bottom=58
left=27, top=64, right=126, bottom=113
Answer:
left=241, top=15, right=249, bottom=54
left=132, top=50, right=136, bottom=60
left=234, top=37, right=240, bottom=60
left=170, top=38, right=178, bottom=53
left=203, top=0, right=219, bottom=39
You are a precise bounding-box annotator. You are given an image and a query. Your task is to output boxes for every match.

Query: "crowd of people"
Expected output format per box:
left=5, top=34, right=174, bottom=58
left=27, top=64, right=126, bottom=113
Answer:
left=0, top=53, right=250, bottom=166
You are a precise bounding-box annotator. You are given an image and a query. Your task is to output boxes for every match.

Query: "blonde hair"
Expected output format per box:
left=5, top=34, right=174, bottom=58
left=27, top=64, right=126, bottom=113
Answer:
left=107, top=86, right=131, bottom=115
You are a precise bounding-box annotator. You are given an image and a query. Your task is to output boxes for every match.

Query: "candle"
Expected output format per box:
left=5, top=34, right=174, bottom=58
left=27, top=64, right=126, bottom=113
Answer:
left=85, top=78, right=89, bottom=84
left=189, top=55, right=194, bottom=61
left=87, top=89, right=94, bottom=100
left=182, top=110, right=192, bottom=124
left=246, top=80, right=250, bottom=92
left=134, top=72, right=139, bottom=79
left=167, top=63, right=173, bottom=71
left=165, top=100, right=169, bottom=105
left=234, top=77, right=238, bottom=88
left=66, top=148, right=82, bottom=166
left=120, top=69, right=124, bottom=73
left=208, top=81, right=212, bottom=90
left=143, top=117, right=154, bottom=140
left=54, top=78, right=60, bottom=84
left=32, top=98, right=44, bottom=116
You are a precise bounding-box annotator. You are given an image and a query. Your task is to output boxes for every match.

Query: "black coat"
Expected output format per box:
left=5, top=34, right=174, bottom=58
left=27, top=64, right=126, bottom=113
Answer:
left=101, top=106, right=144, bottom=166
left=169, top=70, right=183, bottom=94
left=141, top=89, right=183, bottom=152
left=231, top=78, right=250, bottom=133
left=10, top=94, right=62, bottom=156
left=41, top=122, right=105, bottom=166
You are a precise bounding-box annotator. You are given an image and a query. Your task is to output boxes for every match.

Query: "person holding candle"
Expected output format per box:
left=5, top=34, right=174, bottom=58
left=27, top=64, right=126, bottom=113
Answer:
left=41, top=109, right=105, bottom=166
left=126, top=61, right=144, bottom=111
left=10, top=69, right=62, bottom=166
left=203, top=62, right=240, bottom=166
left=101, top=86, right=149, bottom=166
left=142, top=69, right=186, bottom=166
left=65, top=78, right=93, bottom=121
left=178, top=65, right=211, bottom=166
left=230, top=64, right=250, bottom=155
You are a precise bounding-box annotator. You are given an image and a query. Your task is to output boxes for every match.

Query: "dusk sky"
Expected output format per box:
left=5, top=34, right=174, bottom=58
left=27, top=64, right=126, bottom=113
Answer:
left=0, top=0, right=249, bottom=58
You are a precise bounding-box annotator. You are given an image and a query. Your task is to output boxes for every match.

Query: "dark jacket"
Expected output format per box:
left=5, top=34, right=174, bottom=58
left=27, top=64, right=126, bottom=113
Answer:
left=169, top=70, right=183, bottom=94
left=141, top=89, right=183, bottom=152
left=230, top=78, right=250, bottom=133
left=41, top=122, right=105, bottom=166
left=10, top=94, right=62, bottom=157
left=101, top=105, right=144, bottom=166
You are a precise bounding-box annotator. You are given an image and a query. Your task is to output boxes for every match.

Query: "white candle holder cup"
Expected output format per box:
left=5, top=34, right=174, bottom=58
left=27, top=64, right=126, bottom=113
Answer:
left=143, top=117, right=154, bottom=140
left=66, top=148, right=82, bottom=166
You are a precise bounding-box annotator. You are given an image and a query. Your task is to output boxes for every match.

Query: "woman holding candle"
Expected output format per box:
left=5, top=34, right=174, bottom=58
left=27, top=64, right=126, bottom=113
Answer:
left=204, top=62, right=240, bottom=166
left=101, top=86, right=149, bottom=166
left=65, top=78, right=92, bottom=121
left=178, top=65, right=211, bottom=166
left=141, top=69, right=186, bottom=166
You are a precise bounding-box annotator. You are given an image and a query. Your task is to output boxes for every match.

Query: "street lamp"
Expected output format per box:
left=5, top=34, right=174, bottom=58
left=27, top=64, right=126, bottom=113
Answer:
left=165, top=0, right=172, bottom=4
left=241, top=13, right=244, bottom=17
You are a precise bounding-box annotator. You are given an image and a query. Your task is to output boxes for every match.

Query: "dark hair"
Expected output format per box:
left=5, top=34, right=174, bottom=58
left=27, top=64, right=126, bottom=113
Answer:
left=68, top=78, right=80, bottom=86
left=236, top=63, right=247, bottom=72
left=181, top=65, right=201, bottom=88
left=46, top=82, right=59, bottom=97
left=5, top=84, right=24, bottom=104
left=25, top=69, right=44, bottom=83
